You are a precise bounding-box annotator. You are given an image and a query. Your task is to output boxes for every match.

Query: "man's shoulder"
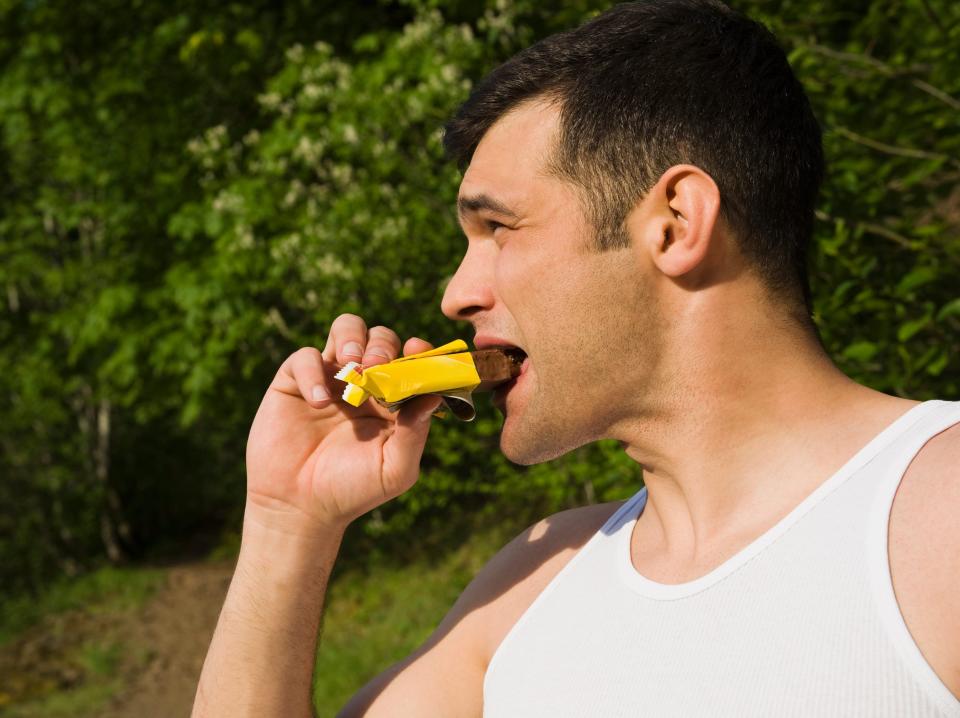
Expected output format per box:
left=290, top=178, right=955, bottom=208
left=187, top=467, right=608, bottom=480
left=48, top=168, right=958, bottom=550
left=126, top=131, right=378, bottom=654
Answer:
left=894, top=413, right=960, bottom=559
left=488, top=499, right=626, bottom=580
left=335, top=500, right=629, bottom=716
left=896, top=415, right=960, bottom=527
left=889, top=416, right=960, bottom=698
left=458, top=499, right=627, bottom=663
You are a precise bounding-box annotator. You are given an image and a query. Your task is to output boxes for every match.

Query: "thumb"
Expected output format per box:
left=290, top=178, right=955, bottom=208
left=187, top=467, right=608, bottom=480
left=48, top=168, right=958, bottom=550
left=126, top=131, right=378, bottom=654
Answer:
left=380, top=395, right=444, bottom=496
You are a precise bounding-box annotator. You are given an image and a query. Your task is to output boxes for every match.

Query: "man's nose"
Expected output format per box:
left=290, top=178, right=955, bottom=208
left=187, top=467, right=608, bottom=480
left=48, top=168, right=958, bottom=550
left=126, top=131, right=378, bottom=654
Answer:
left=441, top=244, right=496, bottom=321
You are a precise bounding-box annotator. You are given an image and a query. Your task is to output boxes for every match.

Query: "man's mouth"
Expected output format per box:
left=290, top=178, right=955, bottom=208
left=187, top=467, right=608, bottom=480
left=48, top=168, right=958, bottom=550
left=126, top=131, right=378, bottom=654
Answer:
left=472, top=337, right=529, bottom=406
left=482, top=347, right=528, bottom=408
left=495, top=346, right=528, bottom=370
left=474, top=341, right=527, bottom=372
left=473, top=337, right=526, bottom=359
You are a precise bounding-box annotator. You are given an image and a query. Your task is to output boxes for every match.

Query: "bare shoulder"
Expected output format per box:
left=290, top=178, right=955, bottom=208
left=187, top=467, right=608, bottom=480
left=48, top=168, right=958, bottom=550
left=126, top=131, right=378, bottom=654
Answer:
left=889, top=419, right=960, bottom=698
left=464, top=500, right=627, bottom=661
left=414, top=498, right=627, bottom=661
left=892, top=416, right=960, bottom=561
left=336, top=500, right=625, bottom=717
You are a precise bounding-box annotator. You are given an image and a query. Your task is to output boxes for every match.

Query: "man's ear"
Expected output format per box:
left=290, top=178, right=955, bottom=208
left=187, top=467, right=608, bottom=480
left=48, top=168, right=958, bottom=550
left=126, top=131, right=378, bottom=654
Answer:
left=627, top=164, right=721, bottom=281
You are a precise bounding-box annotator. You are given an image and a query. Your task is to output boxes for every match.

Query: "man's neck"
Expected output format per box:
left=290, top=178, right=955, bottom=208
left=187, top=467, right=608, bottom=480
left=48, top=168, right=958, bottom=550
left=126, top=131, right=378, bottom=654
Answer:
left=612, top=315, right=917, bottom=579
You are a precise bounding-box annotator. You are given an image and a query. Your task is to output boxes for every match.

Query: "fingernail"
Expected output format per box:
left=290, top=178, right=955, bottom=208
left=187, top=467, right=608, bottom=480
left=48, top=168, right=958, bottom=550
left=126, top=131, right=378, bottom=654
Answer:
left=364, top=348, right=390, bottom=362
left=343, top=342, right=363, bottom=359
left=312, top=385, right=330, bottom=403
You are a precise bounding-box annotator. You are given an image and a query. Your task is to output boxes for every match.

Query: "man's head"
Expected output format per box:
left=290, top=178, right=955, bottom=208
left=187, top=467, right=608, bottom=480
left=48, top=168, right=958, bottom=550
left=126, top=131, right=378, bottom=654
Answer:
left=440, top=0, right=825, bottom=463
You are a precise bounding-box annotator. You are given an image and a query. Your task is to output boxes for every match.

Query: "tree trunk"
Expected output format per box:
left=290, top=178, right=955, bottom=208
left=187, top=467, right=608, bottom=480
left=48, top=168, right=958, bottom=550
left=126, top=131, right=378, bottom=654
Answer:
left=74, top=386, right=132, bottom=563
left=6, top=282, right=19, bottom=312
left=93, top=396, right=133, bottom=563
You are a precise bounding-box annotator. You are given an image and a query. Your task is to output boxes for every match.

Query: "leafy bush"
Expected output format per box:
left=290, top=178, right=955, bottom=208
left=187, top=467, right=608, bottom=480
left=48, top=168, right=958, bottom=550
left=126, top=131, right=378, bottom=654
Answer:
left=1, top=0, right=957, bottom=597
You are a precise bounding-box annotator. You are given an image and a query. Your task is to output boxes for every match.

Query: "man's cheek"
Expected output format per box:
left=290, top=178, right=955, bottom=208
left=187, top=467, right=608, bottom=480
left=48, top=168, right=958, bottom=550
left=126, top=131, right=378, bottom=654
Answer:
left=494, top=244, right=530, bottom=287
left=493, top=256, right=536, bottom=318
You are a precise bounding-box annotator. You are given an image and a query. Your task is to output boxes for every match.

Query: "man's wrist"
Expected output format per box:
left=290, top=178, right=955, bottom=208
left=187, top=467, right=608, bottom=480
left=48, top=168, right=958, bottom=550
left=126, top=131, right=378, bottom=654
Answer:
left=237, top=497, right=344, bottom=596
left=243, top=493, right=347, bottom=544
left=217, top=498, right=344, bottom=647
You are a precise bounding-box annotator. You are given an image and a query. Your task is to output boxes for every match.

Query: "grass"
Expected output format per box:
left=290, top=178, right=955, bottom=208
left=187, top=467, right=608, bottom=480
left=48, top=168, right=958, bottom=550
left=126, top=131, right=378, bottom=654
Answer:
left=0, top=565, right=163, bottom=717
left=76, top=640, right=125, bottom=677
left=0, top=565, right=163, bottom=647
left=0, top=680, right=122, bottom=718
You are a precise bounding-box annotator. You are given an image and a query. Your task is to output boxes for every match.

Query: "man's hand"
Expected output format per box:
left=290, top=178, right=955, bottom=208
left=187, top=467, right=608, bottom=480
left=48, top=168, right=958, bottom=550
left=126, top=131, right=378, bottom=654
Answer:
left=192, top=314, right=442, bottom=718
left=245, top=314, right=442, bottom=533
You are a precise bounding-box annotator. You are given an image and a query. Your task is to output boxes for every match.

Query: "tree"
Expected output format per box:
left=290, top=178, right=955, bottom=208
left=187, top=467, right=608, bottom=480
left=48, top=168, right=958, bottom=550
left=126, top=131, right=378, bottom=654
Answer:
left=0, top=0, right=422, bottom=593
left=2, top=0, right=956, bottom=596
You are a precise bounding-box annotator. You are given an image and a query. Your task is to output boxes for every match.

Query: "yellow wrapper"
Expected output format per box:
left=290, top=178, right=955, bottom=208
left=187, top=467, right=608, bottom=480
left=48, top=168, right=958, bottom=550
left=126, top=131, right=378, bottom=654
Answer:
left=334, top=340, right=481, bottom=417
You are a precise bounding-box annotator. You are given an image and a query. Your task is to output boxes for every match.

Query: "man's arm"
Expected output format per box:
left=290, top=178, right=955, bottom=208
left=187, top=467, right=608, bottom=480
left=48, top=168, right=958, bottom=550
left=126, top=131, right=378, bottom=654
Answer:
left=191, top=315, right=444, bottom=718
left=192, top=499, right=342, bottom=718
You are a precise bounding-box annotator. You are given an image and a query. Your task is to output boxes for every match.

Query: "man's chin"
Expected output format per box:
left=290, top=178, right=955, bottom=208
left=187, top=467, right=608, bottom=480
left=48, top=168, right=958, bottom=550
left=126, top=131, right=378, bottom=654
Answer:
left=499, top=417, right=575, bottom=466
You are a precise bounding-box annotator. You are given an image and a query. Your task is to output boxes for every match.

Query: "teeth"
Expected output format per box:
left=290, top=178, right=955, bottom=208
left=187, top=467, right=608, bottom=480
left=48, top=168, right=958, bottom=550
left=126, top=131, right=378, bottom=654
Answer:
left=480, top=346, right=526, bottom=365
left=503, top=348, right=527, bottom=364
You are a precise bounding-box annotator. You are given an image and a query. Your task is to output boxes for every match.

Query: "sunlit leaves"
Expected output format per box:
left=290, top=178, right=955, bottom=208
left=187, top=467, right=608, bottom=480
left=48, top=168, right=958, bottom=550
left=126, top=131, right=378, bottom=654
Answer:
left=3, top=0, right=958, bottom=595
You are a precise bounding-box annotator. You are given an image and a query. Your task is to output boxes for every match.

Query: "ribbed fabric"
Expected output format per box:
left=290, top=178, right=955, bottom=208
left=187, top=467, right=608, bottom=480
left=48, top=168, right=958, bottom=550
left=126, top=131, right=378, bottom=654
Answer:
left=483, top=400, right=960, bottom=717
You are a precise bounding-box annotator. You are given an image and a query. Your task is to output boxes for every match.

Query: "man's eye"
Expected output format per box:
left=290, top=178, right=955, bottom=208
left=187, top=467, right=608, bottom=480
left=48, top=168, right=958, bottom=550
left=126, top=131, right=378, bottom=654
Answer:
left=485, top=219, right=507, bottom=233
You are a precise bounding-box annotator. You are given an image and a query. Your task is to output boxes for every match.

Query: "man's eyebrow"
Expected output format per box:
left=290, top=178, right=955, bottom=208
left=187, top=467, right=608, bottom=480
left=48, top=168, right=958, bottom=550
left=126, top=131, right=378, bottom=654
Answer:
left=457, top=194, right=520, bottom=220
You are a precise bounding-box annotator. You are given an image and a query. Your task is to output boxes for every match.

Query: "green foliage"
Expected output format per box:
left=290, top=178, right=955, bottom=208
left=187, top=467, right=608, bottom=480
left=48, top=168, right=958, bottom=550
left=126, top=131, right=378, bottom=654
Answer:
left=163, top=11, right=482, bottom=424
left=0, top=0, right=424, bottom=594
left=740, top=0, right=960, bottom=395
left=1, top=0, right=958, bottom=598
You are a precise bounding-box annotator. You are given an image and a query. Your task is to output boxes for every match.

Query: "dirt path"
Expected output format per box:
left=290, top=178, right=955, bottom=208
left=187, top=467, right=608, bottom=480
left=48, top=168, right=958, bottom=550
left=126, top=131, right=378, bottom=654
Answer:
left=99, top=561, right=233, bottom=718
left=0, top=560, right=234, bottom=717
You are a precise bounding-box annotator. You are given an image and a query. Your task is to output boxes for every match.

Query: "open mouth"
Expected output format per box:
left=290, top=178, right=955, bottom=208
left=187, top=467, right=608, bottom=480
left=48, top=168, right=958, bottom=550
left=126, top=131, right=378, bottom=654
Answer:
left=472, top=344, right=528, bottom=392
left=468, top=341, right=527, bottom=396
left=482, top=345, right=528, bottom=374
left=498, top=346, right=527, bottom=368
left=475, top=345, right=528, bottom=407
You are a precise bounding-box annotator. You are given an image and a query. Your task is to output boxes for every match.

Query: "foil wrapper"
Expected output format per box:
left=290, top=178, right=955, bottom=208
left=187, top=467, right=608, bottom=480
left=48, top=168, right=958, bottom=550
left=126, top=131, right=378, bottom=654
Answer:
left=334, top=339, right=522, bottom=421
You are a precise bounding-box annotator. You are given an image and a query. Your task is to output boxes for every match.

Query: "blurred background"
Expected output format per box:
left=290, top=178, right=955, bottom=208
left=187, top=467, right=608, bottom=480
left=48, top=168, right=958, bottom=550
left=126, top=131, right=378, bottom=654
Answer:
left=0, top=0, right=957, bottom=715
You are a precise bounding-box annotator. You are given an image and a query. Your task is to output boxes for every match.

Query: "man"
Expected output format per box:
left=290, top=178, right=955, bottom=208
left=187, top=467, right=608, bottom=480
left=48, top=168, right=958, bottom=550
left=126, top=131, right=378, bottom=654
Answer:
left=192, top=1, right=960, bottom=715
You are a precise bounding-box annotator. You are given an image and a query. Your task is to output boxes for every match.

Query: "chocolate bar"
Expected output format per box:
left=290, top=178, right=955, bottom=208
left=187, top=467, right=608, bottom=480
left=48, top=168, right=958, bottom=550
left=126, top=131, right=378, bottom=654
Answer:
left=471, top=348, right=524, bottom=390
left=335, top=339, right=524, bottom=420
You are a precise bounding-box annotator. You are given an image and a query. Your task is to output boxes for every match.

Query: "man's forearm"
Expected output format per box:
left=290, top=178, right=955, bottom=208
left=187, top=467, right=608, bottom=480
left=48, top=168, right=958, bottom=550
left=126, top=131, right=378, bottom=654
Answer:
left=192, top=500, right=345, bottom=718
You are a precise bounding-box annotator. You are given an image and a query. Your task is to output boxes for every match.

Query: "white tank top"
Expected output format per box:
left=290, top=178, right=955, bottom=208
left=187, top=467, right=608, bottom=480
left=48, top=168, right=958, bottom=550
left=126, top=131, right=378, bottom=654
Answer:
left=483, top=400, right=960, bottom=717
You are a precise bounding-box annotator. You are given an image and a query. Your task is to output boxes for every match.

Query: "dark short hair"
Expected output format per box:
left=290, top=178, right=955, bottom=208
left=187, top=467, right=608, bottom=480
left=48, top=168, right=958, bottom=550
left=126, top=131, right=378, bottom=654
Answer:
left=444, top=0, right=824, bottom=318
